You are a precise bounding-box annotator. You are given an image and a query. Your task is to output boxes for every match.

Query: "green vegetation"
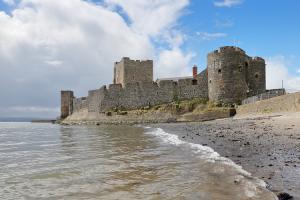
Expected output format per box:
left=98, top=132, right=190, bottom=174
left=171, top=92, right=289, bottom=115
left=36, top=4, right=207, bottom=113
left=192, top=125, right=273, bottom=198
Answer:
left=103, top=98, right=235, bottom=117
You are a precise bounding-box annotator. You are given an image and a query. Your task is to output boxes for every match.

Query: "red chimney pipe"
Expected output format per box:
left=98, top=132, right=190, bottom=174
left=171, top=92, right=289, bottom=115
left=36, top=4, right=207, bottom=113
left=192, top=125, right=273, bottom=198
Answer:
left=193, top=65, right=198, bottom=78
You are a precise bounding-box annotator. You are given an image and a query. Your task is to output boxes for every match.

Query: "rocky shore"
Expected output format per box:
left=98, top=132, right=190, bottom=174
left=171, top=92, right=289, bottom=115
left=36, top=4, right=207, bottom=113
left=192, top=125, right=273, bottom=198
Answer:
left=152, top=113, right=300, bottom=200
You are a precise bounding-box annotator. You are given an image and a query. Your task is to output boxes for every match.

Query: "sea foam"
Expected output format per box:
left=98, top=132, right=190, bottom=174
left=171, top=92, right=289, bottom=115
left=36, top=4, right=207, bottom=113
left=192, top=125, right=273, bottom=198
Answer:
left=144, top=127, right=268, bottom=189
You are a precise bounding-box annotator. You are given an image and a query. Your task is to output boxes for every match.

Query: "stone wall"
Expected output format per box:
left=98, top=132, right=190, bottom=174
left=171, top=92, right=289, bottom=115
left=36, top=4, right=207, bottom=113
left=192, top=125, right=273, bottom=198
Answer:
left=207, top=47, right=249, bottom=104
left=237, top=92, right=300, bottom=115
left=61, top=91, right=74, bottom=119
left=61, top=46, right=267, bottom=118
left=246, top=57, right=266, bottom=96
left=72, top=75, right=208, bottom=113
left=207, top=46, right=266, bottom=104
left=87, top=87, right=105, bottom=113
left=114, top=57, right=153, bottom=86
left=73, top=97, right=88, bottom=111
left=241, top=89, right=286, bottom=105
left=196, top=69, right=208, bottom=97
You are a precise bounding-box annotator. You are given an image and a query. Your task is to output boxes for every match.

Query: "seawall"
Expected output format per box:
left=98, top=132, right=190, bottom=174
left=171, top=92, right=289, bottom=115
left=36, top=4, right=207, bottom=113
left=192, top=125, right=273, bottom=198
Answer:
left=236, top=92, right=300, bottom=116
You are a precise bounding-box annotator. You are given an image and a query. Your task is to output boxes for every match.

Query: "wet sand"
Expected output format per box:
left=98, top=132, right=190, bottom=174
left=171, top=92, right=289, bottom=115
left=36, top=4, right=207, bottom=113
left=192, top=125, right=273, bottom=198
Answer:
left=154, top=113, right=300, bottom=199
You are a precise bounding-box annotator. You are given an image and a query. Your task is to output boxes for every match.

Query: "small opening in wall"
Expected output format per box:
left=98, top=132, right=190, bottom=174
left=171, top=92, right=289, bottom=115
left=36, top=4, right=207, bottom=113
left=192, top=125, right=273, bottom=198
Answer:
left=209, top=80, right=212, bottom=84
left=245, top=62, right=249, bottom=67
left=218, top=69, right=221, bottom=74
left=239, top=65, right=243, bottom=72
left=255, top=74, right=259, bottom=78
left=192, top=79, right=197, bottom=85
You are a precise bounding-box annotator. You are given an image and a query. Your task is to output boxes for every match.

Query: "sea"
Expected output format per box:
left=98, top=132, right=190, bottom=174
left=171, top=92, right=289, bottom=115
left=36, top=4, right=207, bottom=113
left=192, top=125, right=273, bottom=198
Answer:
left=0, top=122, right=277, bottom=200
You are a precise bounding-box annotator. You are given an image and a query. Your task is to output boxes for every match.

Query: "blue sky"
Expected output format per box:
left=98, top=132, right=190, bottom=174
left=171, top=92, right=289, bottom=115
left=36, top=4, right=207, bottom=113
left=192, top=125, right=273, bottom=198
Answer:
left=177, top=0, right=300, bottom=73
left=0, top=0, right=299, bottom=118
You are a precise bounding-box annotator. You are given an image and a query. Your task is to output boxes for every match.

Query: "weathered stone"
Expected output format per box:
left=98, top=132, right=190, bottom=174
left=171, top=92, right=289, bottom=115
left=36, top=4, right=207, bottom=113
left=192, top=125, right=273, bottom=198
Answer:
left=207, top=46, right=266, bottom=104
left=61, top=91, right=74, bottom=119
left=61, top=46, right=269, bottom=119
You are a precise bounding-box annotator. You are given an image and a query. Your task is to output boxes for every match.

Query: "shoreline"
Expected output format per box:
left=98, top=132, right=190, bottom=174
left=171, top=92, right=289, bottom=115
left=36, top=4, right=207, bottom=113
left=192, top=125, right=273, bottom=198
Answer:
left=151, top=113, right=300, bottom=199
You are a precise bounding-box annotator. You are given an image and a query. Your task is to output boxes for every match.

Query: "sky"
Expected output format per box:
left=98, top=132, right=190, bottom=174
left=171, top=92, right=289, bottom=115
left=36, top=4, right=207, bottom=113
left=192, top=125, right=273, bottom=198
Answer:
left=0, top=0, right=300, bottom=118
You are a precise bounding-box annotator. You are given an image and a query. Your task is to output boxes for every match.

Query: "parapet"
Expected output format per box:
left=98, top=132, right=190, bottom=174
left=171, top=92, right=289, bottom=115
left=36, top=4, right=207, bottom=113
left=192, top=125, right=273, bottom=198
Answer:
left=208, top=46, right=246, bottom=56
left=121, top=57, right=153, bottom=65
left=251, top=56, right=265, bottom=62
left=108, top=84, right=122, bottom=90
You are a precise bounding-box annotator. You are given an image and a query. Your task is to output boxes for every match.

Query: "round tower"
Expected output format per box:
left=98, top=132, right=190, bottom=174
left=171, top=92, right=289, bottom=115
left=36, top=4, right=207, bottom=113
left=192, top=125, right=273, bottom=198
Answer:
left=246, top=57, right=266, bottom=96
left=207, top=46, right=248, bottom=104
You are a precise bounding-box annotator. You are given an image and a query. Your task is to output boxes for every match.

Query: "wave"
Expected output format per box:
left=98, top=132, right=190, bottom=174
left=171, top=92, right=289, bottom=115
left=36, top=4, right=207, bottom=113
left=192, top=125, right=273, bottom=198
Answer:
left=144, top=127, right=268, bottom=189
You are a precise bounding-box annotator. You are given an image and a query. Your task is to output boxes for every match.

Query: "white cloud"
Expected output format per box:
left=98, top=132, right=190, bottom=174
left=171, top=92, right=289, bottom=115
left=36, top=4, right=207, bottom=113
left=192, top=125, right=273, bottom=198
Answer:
left=297, top=68, right=300, bottom=73
left=196, top=32, right=227, bottom=40
left=266, top=56, right=300, bottom=92
left=104, top=0, right=189, bottom=36
left=214, top=0, right=243, bottom=7
left=156, top=47, right=195, bottom=78
left=0, top=0, right=192, bottom=117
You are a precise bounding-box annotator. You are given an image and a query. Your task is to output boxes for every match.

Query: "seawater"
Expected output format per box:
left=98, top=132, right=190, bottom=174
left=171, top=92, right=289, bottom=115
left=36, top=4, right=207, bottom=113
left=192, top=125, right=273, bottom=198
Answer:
left=0, top=123, right=277, bottom=200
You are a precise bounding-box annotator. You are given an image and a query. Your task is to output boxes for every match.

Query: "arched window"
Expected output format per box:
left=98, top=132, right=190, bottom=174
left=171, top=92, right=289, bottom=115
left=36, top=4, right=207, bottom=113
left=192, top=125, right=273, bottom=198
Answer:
left=255, top=74, right=259, bottom=79
left=218, top=69, right=222, bottom=74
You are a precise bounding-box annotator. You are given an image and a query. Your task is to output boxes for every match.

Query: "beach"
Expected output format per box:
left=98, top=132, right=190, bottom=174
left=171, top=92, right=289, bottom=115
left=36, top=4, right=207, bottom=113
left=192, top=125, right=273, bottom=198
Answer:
left=153, top=113, right=300, bottom=199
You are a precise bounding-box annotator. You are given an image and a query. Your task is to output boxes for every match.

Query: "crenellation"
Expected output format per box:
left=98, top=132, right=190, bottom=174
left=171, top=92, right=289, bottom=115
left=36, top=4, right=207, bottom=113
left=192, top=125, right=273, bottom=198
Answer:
left=252, top=56, right=265, bottom=61
left=214, top=46, right=246, bottom=54
left=114, top=57, right=153, bottom=86
left=61, top=46, right=272, bottom=118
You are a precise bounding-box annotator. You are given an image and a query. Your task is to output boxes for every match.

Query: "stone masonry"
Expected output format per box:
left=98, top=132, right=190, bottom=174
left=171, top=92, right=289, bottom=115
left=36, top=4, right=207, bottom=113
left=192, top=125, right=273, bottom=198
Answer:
left=114, top=57, right=153, bottom=86
left=61, top=46, right=270, bottom=119
left=207, top=46, right=266, bottom=104
left=61, top=91, right=74, bottom=119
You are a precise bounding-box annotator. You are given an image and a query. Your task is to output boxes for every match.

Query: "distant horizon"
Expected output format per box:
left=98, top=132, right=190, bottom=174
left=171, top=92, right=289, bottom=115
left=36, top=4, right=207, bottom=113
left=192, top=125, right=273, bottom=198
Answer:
left=0, top=117, right=57, bottom=122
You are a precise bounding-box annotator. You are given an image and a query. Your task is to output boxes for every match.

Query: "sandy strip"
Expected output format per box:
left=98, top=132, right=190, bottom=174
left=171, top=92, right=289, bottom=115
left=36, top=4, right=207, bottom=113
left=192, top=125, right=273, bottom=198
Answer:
left=153, top=112, right=300, bottom=199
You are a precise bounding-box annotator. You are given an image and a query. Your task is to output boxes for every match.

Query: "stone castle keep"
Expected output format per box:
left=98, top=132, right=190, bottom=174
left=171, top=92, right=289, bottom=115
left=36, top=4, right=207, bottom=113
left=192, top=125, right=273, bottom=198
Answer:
left=61, top=46, right=267, bottom=119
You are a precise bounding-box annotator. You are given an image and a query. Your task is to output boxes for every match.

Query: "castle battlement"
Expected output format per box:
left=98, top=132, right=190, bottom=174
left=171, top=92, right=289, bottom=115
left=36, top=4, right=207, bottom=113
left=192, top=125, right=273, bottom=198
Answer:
left=251, top=56, right=265, bottom=62
left=61, top=46, right=267, bottom=119
left=209, top=46, right=246, bottom=55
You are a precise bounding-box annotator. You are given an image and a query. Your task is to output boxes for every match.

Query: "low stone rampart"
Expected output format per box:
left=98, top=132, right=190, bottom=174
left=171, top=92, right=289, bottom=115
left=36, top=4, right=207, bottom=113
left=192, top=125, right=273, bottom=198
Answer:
left=237, top=92, right=300, bottom=115
left=242, top=89, right=286, bottom=105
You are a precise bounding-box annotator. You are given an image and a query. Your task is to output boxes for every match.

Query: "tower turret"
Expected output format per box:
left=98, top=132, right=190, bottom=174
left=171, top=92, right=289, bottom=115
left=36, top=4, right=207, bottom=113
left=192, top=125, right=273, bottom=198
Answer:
left=207, top=46, right=249, bottom=104
left=61, top=90, right=74, bottom=119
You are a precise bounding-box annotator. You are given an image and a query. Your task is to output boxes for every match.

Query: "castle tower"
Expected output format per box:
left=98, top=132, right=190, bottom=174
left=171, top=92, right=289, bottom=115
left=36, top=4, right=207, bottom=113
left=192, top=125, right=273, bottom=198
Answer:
left=61, top=90, right=74, bottom=119
left=114, top=57, right=153, bottom=87
left=246, top=57, right=266, bottom=96
left=207, top=46, right=249, bottom=104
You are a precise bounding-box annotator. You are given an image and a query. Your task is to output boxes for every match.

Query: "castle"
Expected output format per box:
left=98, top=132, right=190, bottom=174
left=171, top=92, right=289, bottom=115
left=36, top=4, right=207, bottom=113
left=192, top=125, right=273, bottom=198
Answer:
left=61, top=46, right=268, bottom=119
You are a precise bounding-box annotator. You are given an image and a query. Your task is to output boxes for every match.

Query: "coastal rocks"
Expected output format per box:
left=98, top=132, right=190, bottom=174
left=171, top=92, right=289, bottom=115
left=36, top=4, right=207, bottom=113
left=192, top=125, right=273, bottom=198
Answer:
left=277, top=192, right=293, bottom=200
left=153, top=115, right=300, bottom=199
